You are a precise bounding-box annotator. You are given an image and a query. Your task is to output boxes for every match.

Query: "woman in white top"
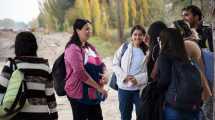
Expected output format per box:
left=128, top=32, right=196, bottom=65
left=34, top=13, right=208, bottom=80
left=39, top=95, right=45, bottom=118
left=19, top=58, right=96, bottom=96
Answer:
left=113, top=25, right=148, bottom=120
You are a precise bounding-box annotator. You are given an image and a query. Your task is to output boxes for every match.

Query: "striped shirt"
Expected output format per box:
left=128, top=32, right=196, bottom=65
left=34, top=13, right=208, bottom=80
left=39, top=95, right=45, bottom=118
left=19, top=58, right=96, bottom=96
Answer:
left=0, top=57, right=58, bottom=120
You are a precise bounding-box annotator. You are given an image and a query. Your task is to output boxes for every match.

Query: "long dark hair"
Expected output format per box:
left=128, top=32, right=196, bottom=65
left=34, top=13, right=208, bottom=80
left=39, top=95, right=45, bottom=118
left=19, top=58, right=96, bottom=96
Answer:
left=15, top=31, right=38, bottom=57
left=130, top=25, right=148, bottom=55
left=186, top=5, right=202, bottom=21
left=148, top=21, right=167, bottom=61
left=160, top=28, right=189, bottom=62
left=66, top=18, right=91, bottom=48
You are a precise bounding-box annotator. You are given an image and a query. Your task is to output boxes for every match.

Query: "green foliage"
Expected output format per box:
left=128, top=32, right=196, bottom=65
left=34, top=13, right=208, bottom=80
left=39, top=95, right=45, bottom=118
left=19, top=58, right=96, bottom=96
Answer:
left=38, top=0, right=214, bottom=31
left=144, top=0, right=165, bottom=25
left=89, top=36, right=119, bottom=57
left=38, top=0, right=153, bottom=32
left=38, top=0, right=74, bottom=31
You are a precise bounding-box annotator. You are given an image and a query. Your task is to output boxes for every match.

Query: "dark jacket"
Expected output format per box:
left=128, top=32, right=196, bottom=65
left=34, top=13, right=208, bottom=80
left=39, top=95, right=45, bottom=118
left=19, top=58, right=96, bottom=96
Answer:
left=138, top=53, right=172, bottom=120
left=156, top=54, right=173, bottom=93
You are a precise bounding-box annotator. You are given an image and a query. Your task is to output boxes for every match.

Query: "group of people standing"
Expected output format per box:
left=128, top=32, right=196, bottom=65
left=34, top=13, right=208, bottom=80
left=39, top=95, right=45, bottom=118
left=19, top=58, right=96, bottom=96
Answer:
left=0, top=4, right=213, bottom=120
left=113, top=5, right=213, bottom=120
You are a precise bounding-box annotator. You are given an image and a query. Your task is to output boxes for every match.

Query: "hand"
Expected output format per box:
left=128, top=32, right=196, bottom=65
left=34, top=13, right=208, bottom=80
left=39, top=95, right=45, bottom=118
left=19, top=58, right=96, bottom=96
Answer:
left=97, top=87, right=108, bottom=98
left=124, top=75, right=135, bottom=83
left=191, top=29, right=199, bottom=40
left=99, top=73, right=108, bottom=85
left=130, top=78, right=138, bottom=86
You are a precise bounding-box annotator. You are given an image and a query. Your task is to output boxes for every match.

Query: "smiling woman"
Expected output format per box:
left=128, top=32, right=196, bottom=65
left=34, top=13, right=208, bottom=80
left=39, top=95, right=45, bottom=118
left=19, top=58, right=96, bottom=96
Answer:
left=0, top=0, right=41, bottom=23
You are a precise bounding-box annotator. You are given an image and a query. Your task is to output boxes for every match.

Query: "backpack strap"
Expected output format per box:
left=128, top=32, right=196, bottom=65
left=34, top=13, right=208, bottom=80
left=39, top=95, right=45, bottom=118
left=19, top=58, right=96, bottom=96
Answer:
left=119, top=42, right=129, bottom=67
left=8, top=58, right=17, bottom=70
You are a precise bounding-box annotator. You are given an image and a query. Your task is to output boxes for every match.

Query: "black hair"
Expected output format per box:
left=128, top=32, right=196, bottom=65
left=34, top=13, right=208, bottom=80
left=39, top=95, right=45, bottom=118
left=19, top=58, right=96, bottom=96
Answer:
left=131, top=25, right=146, bottom=35
left=15, top=31, right=38, bottom=57
left=146, top=21, right=167, bottom=82
left=186, top=5, right=202, bottom=21
left=173, top=20, right=192, bottom=38
left=181, top=7, right=187, bottom=12
left=66, top=18, right=91, bottom=48
left=160, top=28, right=189, bottom=62
left=148, top=21, right=167, bottom=61
left=130, top=25, right=148, bottom=54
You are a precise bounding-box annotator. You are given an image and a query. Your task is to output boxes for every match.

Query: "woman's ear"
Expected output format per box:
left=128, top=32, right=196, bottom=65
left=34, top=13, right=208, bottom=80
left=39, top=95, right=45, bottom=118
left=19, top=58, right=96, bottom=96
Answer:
left=143, top=35, right=150, bottom=46
left=76, top=29, right=80, bottom=34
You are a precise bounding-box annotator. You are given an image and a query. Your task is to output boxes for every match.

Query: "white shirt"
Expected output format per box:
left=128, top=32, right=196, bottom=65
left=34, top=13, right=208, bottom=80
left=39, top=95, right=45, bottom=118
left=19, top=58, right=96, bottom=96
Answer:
left=128, top=47, right=145, bottom=75
left=112, top=42, right=148, bottom=91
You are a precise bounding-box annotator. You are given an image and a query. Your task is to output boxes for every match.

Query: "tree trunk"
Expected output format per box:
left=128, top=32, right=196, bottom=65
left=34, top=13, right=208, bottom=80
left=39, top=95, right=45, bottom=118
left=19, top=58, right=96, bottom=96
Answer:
left=116, top=0, right=124, bottom=43
left=108, top=0, right=115, bottom=27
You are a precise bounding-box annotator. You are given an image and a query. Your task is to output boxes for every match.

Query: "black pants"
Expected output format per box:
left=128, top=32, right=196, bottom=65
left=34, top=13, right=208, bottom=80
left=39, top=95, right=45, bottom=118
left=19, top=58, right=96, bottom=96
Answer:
left=68, top=98, right=103, bottom=120
left=11, top=112, right=52, bottom=120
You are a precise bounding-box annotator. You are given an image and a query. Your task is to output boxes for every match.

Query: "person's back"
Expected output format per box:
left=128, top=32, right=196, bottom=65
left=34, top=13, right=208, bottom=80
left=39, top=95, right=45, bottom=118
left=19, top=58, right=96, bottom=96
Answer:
left=184, top=36, right=212, bottom=100
left=1, top=57, right=58, bottom=120
left=157, top=28, right=202, bottom=120
left=0, top=32, right=58, bottom=120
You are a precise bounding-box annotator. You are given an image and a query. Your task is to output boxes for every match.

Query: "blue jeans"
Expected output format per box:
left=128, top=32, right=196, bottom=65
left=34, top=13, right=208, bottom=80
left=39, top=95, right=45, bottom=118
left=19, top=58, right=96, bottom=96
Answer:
left=118, top=89, right=141, bottom=120
left=164, top=105, right=200, bottom=120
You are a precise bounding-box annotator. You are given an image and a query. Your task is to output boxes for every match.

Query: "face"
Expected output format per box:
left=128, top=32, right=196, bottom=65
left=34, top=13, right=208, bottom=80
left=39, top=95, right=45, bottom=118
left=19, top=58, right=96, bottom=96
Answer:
left=143, top=34, right=150, bottom=47
left=131, top=29, right=145, bottom=47
left=183, top=10, right=199, bottom=28
left=77, top=23, right=92, bottom=42
left=181, top=10, right=188, bottom=20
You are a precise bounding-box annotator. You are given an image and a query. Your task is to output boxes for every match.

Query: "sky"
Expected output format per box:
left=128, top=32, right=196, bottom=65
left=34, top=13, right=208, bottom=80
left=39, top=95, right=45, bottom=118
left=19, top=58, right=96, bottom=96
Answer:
left=0, top=0, right=42, bottom=23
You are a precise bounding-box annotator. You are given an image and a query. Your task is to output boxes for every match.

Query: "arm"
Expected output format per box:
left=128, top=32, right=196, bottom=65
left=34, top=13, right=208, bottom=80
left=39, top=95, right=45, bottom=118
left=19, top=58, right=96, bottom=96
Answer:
left=94, top=46, right=108, bottom=85
left=134, top=72, right=148, bottom=86
left=0, top=60, right=13, bottom=102
left=112, top=44, right=128, bottom=82
left=45, top=75, right=58, bottom=120
left=156, top=55, right=172, bottom=93
left=100, top=65, right=108, bottom=85
left=194, top=51, right=212, bottom=100
left=184, top=41, right=212, bottom=100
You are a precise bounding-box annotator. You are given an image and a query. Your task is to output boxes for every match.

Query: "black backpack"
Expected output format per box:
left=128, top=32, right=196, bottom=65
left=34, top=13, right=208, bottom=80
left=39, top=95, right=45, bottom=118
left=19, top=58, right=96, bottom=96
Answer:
left=109, top=42, right=129, bottom=90
left=137, top=81, right=164, bottom=120
left=52, top=53, right=66, bottom=96
left=165, top=60, right=202, bottom=111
